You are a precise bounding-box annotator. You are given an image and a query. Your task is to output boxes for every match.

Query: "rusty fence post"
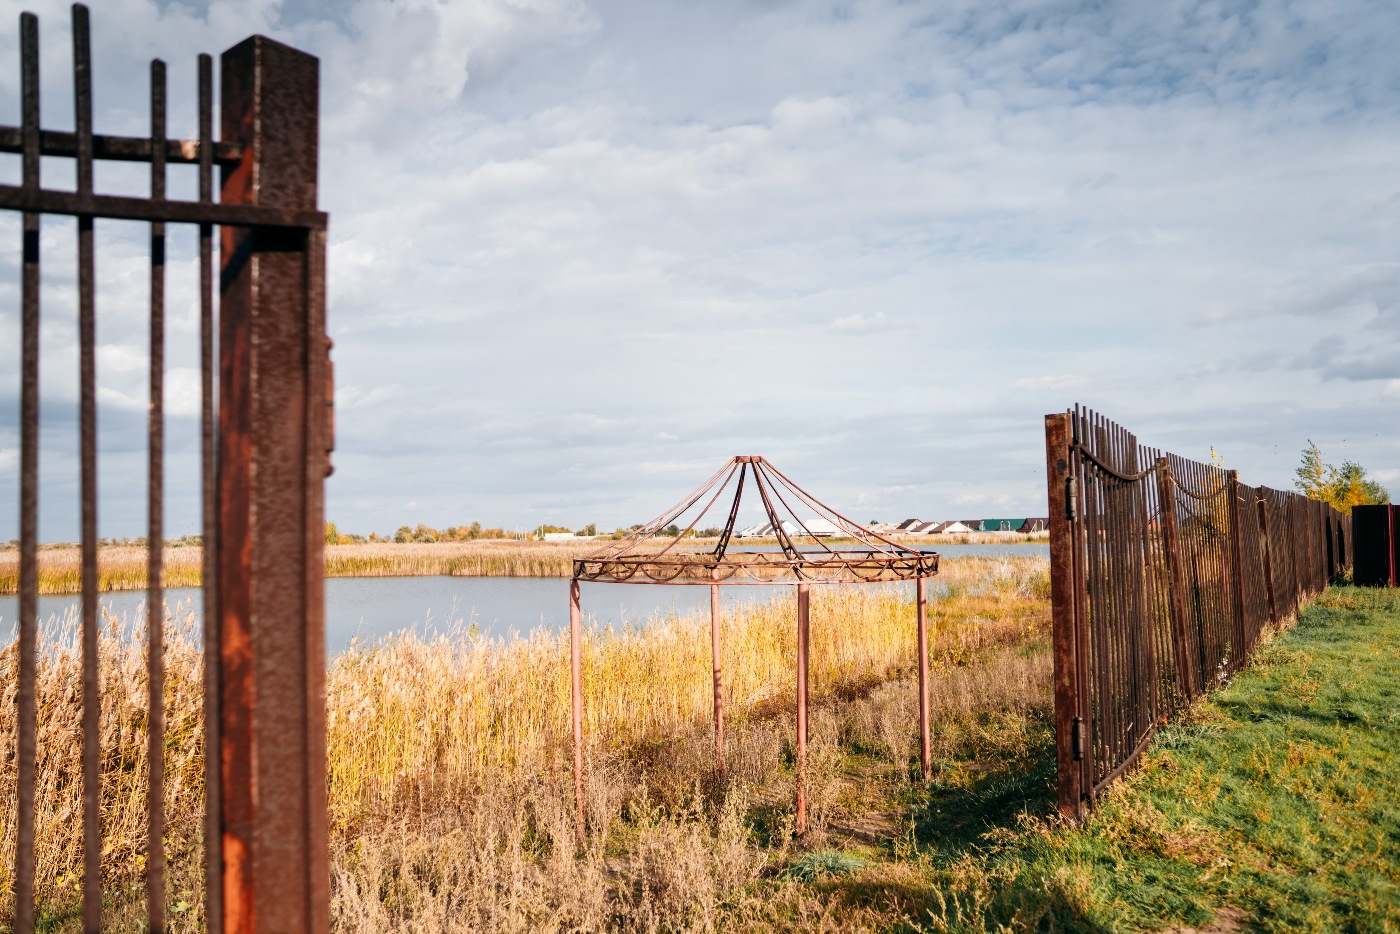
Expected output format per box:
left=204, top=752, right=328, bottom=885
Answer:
left=1225, top=471, right=1246, bottom=670
left=917, top=576, right=931, bottom=781
left=1154, top=460, right=1198, bottom=701
left=570, top=579, right=585, bottom=840
left=1045, top=414, right=1086, bottom=820
left=1257, top=495, right=1278, bottom=626
left=795, top=582, right=810, bottom=835
left=710, top=569, right=725, bottom=780
left=217, top=35, right=329, bottom=934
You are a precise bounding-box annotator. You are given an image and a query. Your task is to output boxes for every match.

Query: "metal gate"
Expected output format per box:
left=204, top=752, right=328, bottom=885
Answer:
left=2, top=6, right=330, bottom=930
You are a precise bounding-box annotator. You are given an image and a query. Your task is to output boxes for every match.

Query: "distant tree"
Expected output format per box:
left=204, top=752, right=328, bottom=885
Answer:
left=394, top=525, right=413, bottom=543
left=1295, top=441, right=1390, bottom=514
left=580, top=523, right=597, bottom=536
left=324, top=521, right=340, bottom=545
left=661, top=524, right=681, bottom=537
left=698, top=527, right=723, bottom=538
left=1295, top=442, right=1329, bottom=498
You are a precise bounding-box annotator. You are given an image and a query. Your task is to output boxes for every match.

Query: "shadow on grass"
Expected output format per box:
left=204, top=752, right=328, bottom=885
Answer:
left=909, top=730, right=1059, bottom=857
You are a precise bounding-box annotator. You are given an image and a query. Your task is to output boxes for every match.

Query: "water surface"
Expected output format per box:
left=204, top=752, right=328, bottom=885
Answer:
left=0, top=542, right=1046, bottom=655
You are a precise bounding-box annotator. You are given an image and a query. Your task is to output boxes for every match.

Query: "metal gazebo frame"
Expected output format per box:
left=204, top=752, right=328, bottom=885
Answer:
left=567, top=456, right=940, bottom=836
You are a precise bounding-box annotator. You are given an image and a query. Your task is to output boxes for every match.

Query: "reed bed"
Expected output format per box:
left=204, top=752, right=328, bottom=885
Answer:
left=2, top=538, right=1046, bottom=595
left=0, top=555, right=1051, bottom=930
left=0, top=546, right=204, bottom=596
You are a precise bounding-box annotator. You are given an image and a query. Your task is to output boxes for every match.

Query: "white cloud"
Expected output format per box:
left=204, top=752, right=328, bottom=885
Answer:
left=830, top=312, right=893, bottom=334
left=1012, top=375, right=1084, bottom=391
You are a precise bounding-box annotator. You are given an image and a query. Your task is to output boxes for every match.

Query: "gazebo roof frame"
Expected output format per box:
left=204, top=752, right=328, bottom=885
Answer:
left=573, top=455, right=939, bottom=585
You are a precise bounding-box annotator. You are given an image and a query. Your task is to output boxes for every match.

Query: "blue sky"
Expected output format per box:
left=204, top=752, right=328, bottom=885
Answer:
left=0, top=0, right=1397, bottom=539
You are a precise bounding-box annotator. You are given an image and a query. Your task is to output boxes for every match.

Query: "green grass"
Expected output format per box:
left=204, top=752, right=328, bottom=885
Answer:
left=777, top=585, right=1400, bottom=932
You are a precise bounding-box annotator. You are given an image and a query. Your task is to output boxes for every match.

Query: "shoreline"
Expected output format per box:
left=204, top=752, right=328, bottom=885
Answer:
left=1, top=535, right=1049, bottom=596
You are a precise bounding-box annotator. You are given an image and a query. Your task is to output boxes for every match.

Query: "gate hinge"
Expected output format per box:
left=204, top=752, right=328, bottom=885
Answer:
left=1065, top=476, right=1077, bottom=522
left=1071, top=716, right=1085, bottom=761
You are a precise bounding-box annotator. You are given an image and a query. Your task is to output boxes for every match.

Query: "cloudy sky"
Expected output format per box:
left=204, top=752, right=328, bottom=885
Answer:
left=0, top=0, right=1397, bottom=540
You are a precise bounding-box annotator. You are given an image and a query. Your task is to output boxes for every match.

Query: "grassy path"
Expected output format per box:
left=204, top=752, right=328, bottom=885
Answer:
left=765, top=586, right=1400, bottom=932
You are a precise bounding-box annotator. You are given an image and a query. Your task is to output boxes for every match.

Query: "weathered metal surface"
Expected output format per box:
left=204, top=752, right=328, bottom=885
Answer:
left=0, top=123, right=244, bottom=163
left=147, top=55, right=168, bottom=934
left=1353, top=504, right=1396, bottom=587
left=198, top=48, right=224, bottom=934
left=73, top=9, right=103, bottom=928
left=795, top=583, right=811, bottom=836
left=1045, top=406, right=1349, bottom=814
left=217, top=34, right=329, bottom=933
left=15, top=13, right=39, bottom=931
left=916, top=576, right=930, bottom=782
left=4, top=6, right=329, bottom=928
left=570, top=579, right=585, bottom=840
left=1044, top=414, right=1085, bottom=820
left=710, top=570, right=726, bottom=778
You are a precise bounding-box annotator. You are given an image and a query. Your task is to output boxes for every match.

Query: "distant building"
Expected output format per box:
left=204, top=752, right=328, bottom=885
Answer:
left=1019, top=518, right=1049, bottom=533
left=927, top=520, right=975, bottom=534
left=741, top=518, right=840, bottom=538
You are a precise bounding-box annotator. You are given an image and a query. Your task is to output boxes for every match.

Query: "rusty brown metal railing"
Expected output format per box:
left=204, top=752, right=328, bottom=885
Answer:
left=1045, top=407, right=1349, bottom=820
left=3, top=7, right=331, bottom=931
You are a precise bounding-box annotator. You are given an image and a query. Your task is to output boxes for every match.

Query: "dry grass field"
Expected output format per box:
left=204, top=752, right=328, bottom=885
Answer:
left=0, top=555, right=1052, bottom=930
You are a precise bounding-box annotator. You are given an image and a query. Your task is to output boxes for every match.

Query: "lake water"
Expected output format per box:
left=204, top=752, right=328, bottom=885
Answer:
left=0, top=542, right=1047, bottom=655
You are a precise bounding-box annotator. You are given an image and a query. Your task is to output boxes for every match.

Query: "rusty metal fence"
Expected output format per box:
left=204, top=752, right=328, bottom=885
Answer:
left=3, top=6, right=330, bottom=931
left=1044, top=407, right=1349, bottom=820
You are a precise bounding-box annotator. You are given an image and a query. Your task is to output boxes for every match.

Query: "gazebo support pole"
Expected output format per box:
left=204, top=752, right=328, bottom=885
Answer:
left=570, top=578, right=585, bottom=842
left=710, top=569, right=725, bottom=779
left=795, top=582, right=810, bottom=836
left=917, top=576, right=931, bottom=780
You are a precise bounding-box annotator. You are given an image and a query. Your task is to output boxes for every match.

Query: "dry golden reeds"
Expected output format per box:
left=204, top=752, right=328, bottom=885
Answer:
left=0, top=555, right=1051, bottom=929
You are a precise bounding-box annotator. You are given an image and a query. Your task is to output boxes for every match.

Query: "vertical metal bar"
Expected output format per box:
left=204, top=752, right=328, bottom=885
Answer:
left=1225, top=471, right=1245, bottom=672
left=710, top=569, right=725, bottom=779
left=72, top=7, right=102, bottom=929
left=1135, top=444, right=1161, bottom=726
left=217, top=36, right=327, bottom=933
left=15, top=12, right=40, bottom=933
left=1155, top=460, right=1197, bottom=700
left=795, top=582, right=810, bottom=835
left=303, top=228, right=331, bottom=933
left=1045, top=413, right=1082, bottom=818
left=1069, top=408, right=1093, bottom=794
left=147, top=56, right=168, bottom=934
left=197, top=49, right=223, bottom=934
left=916, top=575, right=930, bottom=781
left=570, top=579, right=585, bottom=840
